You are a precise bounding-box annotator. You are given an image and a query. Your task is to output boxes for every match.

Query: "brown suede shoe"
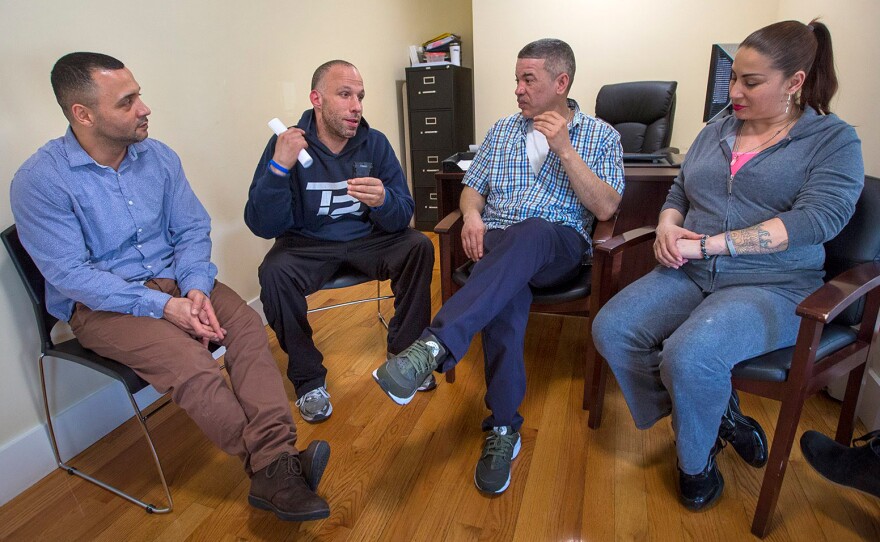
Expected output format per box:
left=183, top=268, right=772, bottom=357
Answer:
left=301, top=440, right=331, bottom=492
left=249, top=452, right=330, bottom=521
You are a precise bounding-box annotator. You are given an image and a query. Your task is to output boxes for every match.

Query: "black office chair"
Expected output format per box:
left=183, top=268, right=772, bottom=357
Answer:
left=307, top=266, right=393, bottom=329
left=595, top=81, right=678, bottom=154
left=1, top=224, right=222, bottom=514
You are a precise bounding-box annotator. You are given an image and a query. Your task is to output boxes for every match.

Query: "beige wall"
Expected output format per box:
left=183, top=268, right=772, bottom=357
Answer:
left=472, top=0, right=879, bottom=176
left=0, top=0, right=471, bottom=450
left=776, top=0, right=879, bottom=175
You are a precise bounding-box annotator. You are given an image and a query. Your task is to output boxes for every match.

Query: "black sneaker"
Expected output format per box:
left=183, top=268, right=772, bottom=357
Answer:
left=678, top=442, right=724, bottom=511
left=800, top=430, right=880, bottom=498
left=373, top=334, right=446, bottom=405
left=718, top=390, right=768, bottom=468
left=300, top=440, right=331, bottom=492
left=474, top=426, right=521, bottom=494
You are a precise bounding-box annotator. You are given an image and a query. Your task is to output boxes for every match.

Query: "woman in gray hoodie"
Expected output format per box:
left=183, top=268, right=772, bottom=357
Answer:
left=592, top=19, right=864, bottom=511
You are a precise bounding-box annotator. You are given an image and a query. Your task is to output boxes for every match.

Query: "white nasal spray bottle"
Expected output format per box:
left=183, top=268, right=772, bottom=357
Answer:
left=267, top=118, right=313, bottom=168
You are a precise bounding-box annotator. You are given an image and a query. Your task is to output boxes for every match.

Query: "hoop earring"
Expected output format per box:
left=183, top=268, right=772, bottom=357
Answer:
left=785, top=93, right=792, bottom=115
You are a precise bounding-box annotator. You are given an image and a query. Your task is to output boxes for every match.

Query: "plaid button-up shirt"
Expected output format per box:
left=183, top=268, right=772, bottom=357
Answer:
left=463, top=99, right=624, bottom=253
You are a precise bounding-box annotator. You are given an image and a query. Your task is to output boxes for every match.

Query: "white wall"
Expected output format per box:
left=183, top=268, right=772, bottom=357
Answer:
left=0, top=0, right=471, bottom=504
left=774, top=0, right=880, bottom=174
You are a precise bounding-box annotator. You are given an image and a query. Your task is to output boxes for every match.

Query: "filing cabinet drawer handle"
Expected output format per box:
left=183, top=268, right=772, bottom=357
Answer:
left=427, top=206, right=438, bottom=209
left=423, top=76, right=435, bottom=85
left=429, top=193, right=438, bottom=200
left=422, top=130, right=438, bottom=134
left=424, top=117, right=437, bottom=125
left=427, top=156, right=440, bottom=163
left=419, top=90, right=436, bottom=95
left=423, top=168, right=440, bottom=173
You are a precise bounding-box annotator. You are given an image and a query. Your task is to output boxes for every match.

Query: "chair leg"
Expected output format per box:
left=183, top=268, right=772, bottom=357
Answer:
left=750, top=393, right=807, bottom=538
left=586, top=364, right=608, bottom=429
left=835, top=362, right=867, bottom=444
left=375, top=280, right=389, bottom=330
left=584, top=345, right=608, bottom=428
left=39, top=354, right=173, bottom=514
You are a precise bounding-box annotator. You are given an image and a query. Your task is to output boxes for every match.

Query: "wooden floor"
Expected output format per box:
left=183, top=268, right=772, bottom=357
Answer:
left=1, top=235, right=878, bottom=541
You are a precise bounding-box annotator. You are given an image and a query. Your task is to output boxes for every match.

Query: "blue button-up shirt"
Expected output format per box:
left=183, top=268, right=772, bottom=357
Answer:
left=463, top=99, right=625, bottom=250
left=10, top=128, right=217, bottom=321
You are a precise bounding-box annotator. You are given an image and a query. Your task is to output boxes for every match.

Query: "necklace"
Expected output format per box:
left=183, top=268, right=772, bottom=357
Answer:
left=731, top=116, right=797, bottom=165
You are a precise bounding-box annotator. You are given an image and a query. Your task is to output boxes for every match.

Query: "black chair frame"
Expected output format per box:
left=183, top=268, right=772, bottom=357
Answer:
left=2, top=224, right=222, bottom=514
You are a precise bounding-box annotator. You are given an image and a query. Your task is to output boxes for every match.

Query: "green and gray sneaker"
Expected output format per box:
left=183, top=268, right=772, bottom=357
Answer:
left=373, top=334, right=446, bottom=405
left=474, top=426, right=521, bottom=494
left=386, top=352, right=438, bottom=392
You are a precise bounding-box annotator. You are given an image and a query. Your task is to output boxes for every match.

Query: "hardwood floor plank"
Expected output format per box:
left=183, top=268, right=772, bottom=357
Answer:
left=153, top=502, right=214, bottom=542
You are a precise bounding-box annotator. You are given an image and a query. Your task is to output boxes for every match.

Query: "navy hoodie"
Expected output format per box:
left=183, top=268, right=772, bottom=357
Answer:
left=245, top=109, right=414, bottom=241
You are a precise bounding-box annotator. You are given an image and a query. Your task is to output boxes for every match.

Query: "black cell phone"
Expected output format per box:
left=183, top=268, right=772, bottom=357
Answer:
left=352, top=161, right=372, bottom=177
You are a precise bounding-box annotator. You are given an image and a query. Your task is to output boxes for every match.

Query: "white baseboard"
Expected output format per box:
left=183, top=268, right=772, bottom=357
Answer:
left=0, top=422, right=57, bottom=508
left=0, top=377, right=162, bottom=507
left=0, top=298, right=255, bottom=508
left=250, top=296, right=267, bottom=325
left=857, top=366, right=880, bottom=432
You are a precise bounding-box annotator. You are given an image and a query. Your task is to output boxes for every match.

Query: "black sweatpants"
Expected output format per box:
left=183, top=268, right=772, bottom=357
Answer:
left=258, top=228, right=434, bottom=398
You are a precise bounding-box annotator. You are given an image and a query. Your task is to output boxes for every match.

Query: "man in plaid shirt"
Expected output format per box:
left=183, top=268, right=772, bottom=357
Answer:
left=374, top=38, right=624, bottom=494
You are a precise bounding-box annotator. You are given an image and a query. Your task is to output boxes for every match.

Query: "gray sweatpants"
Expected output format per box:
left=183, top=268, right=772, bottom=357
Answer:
left=591, top=266, right=808, bottom=474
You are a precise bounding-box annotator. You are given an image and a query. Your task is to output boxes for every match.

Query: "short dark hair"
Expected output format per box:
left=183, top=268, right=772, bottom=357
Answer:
left=51, top=52, right=125, bottom=118
left=311, top=60, right=357, bottom=91
left=740, top=19, right=837, bottom=114
left=517, top=38, right=576, bottom=93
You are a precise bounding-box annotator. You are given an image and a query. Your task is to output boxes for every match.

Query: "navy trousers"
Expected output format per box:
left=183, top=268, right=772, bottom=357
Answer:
left=427, top=218, right=587, bottom=431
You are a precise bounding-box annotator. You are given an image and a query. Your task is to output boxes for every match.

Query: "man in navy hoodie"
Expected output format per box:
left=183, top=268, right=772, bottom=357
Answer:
left=245, top=60, right=434, bottom=423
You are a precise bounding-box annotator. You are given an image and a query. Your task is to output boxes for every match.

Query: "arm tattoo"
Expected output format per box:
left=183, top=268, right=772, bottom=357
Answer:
left=730, top=222, right=788, bottom=255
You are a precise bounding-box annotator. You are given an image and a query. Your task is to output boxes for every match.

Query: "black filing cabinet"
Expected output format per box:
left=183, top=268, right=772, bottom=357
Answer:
left=405, top=65, right=474, bottom=230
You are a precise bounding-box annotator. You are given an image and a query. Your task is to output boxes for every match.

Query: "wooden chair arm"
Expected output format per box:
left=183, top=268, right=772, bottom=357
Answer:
left=594, top=227, right=657, bottom=256
left=796, top=261, right=880, bottom=322
left=434, top=209, right=463, bottom=235
left=592, top=211, right=618, bottom=245
left=435, top=210, right=465, bottom=304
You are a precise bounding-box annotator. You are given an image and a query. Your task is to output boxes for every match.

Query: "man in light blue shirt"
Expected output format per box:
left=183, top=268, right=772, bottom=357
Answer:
left=10, top=52, right=329, bottom=522
left=374, top=39, right=624, bottom=494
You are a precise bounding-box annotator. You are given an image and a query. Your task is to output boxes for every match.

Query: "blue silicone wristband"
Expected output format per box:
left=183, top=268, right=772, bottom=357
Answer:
left=268, top=159, right=290, bottom=175
left=725, top=231, right=738, bottom=257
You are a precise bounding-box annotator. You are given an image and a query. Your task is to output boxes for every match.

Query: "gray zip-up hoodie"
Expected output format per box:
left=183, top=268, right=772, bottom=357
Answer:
left=663, top=106, right=864, bottom=293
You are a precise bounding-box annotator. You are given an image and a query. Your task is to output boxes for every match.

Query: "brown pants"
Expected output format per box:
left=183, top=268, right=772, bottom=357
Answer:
left=69, top=278, right=296, bottom=474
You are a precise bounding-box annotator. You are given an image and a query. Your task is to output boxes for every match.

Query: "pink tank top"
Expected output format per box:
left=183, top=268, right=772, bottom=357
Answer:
left=730, top=151, right=757, bottom=176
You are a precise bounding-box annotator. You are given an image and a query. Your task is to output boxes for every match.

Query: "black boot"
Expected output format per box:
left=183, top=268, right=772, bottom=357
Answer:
left=718, top=390, right=768, bottom=468
left=800, top=430, right=880, bottom=498
left=678, top=443, right=724, bottom=511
